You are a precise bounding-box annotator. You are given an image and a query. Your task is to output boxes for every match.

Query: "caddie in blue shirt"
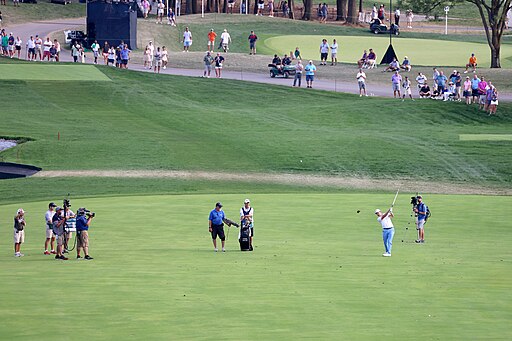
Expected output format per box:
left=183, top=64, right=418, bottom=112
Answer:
left=414, top=195, right=427, bottom=243
left=209, top=202, right=226, bottom=252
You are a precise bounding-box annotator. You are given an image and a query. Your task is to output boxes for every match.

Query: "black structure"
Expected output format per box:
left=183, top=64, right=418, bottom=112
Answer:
left=87, top=0, right=137, bottom=50
left=380, top=0, right=398, bottom=65
left=0, top=162, right=41, bottom=179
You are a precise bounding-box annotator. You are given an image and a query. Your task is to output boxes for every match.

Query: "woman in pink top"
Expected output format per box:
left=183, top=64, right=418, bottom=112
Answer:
left=463, top=76, right=472, bottom=105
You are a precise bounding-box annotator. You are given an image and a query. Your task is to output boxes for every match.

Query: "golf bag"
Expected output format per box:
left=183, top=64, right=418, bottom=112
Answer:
left=239, top=221, right=252, bottom=251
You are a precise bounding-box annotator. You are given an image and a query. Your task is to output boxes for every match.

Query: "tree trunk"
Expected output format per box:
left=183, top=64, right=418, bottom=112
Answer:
left=346, top=0, right=357, bottom=23
left=222, top=0, right=227, bottom=12
left=336, top=0, right=347, bottom=20
left=185, top=0, right=192, bottom=14
left=288, top=0, right=295, bottom=19
left=254, top=0, right=258, bottom=14
left=191, top=0, right=197, bottom=14
left=491, top=44, right=501, bottom=68
left=206, top=0, right=212, bottom=12
left=358, top=0, right=362, bottom=13
left=302, top=0, right=312, bottom=20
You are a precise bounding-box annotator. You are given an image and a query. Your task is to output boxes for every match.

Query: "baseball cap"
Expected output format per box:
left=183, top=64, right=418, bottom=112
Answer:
left=56, top=206, right=62, bottom=211
left=17, top=208, right=24, bottom=215
left=374, top=209, right=381, bottom=214
left=416, top=195, right=422, bottom=199
left=215, top=202, right=223, bottom=208
left=49, top=202, right=57, bottom=207
left=404, top=56, right=408, bottom=58
left=244, top=199, right=250, bottom=204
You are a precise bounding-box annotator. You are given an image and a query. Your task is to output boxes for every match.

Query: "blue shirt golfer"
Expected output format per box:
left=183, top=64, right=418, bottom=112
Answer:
left=209, top=202, right=226, bottom=252
left=414, top=195, right=427, bottom=243
left=375, top=208, right=394, bottom=257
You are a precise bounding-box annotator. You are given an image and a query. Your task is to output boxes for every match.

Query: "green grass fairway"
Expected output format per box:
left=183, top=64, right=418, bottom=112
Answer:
left=0, top=64, right=111, bottom=81
left=264, top=35, right=512, bottom=68
left=459, top=134, right=512, bottom=141
left=0, top=193, right=510, bottom=340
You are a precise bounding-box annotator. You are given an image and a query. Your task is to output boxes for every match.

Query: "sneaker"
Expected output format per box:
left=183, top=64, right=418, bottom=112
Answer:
left=163, top=66, right=166, bottom=69
left=84, top=255, right=94, bottom=260
left=60, top=256, right=69, bottom=260
left=50, top=250, right=57, bottom=254
left=222, top=248, right=226, bottom=252
left=214, top=248, right=218, bottom=252
left=415, top=239, right=421, bottom=243
left=382, top=253, right=391, bottom=257
left=420, top=240, right=425, bottom=243
left=464, top=70, right=468, bottom=73
left=44, top=251, right=51, bottom=255
left=55, top=255, right=60, bottom=260
left=77, top=255, right=82, bottom=259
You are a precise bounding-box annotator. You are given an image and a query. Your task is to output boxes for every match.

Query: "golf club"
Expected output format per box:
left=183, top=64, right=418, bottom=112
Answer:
left=391, top=186, right=400, bottom=208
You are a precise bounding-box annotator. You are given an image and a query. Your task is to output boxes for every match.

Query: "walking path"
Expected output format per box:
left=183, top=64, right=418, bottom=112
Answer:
left=5, top=18, right=512, bottom=101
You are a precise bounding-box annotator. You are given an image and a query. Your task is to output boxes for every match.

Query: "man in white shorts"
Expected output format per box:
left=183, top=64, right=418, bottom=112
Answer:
left=220, top=29, right=231, bottom=52
left=157, top=0, right=165, bottom=24
left=147, top=40, right=155, bottom=68
left=44, top=202, right=57, bottom=255
left=14, top=208, right=26, bottom=257
left=356, top=68, right=367, bottom=97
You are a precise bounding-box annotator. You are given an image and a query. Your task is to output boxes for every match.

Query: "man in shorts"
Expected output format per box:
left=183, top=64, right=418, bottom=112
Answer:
left=356, top=68, right=367, bottom=97
left=14, top=208, right=26, bottom=257
left=52, top=207, right=68, bottom=260
left=44, top=202, right=57, bottom=255
left=203, top=51, right=214, bottom=78
left=470, top=73, right=481, bottom=104
left=53, top=39, right=61, bottom=62
left=156, top=0, right=165, bottom=24
left=319, top=38, right=329, bottom=65
left=465, top=53, right=477, bottom=73
left=220, top=29, right=231, bottom=52
left=26, top=36, right=36, bottom=61
left=183, top=27, right=193, bottom=52
left=214, top=52, right=224, bottom=78
left=154, top=46, right=162, bottom=73
left=120, top=44, right=130, bottom=69
left=34, top=35, right=43, bottom=60
left=305, top=60, right=316, bottom=88
left=413, top=195, right=427, bottom=243
left=207, top=28, right=217, bottom=52
left=330, top=38, right=338, bottom=66
left=391, top=71, right=402, bottom=98
left=91, top=40, right=100, bottom=64
left=208, top=202, right=226, bottom=252
left=76, top=208, right=94, bottom=260
left=43, top=37, right=52, bottom=61
left=248, top=30, right=258, bottom=55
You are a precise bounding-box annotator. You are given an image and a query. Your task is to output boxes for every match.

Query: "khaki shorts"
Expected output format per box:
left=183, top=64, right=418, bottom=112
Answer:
left=417, top=219, right=425, bottom=230
left=77, top=231, right=89, bottom=248
left=208, top=40, right=215, bottom=46
left=14, top=229, right=25, bottom=244
left=46, top=226, right=54, bottom=239
left=56, top=234, right=65, bottom=246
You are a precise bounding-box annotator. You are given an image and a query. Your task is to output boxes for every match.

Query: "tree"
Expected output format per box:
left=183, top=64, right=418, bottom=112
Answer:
left=336, top=0, right=347, bottom=20
left=302, top=0, right=312, bottom=19
left=288, top=0, right=295, bottom=19
left=467, top=0, right=512, bottom=68
left=346, top=0, right=358, bottom=23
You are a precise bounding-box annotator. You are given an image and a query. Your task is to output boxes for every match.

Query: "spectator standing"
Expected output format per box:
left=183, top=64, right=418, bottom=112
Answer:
left=227, top=0, right=235, bottom=14
left=488, top=86, right=498, bottom=116
left=319, top=38, right=329, bottom=65
left=402, top=76, right=414, bottom=101
left=248, top=30, right=258, bottom=55
left=7, top=32, right=14, bottom=58
left=391, top=71, right=402, bottom=98
left=147, top=41, right=155, bottom=68
left=478, top=76, right=488, bottom=110
left=142, top=0, right=150, bottom=18
left=220, top=29, right=231, bottom=52
left=268, top=0, right=274, bottom=17
left=120, top=44, right=130, bottom=69
left=214, top=52, right=224, bottom=78
left=42, top=37, right=52, bottom=61
left=282, top=0, right=289, bottom=17
left=484, top=81, right=494, bottom=111
left=436, top=71, right=448, bottom=93
left=161, top=46, right=168, bottom=69
left=257, top=0, right=265, bottom=15
left=34, top=35, right=43, bottom=60
left=330, top=38, right=338, bottom=66
left=107, top=46, right=115, bottom=66
left=305, top=60, right=316, bottom=88
left=371, top=4, right=377, bottom=19
left=91, top=40, right=100, bottom=64
left=71, top=42, right=79, bottom=62
left=53, top=39, right=60, bottom=62
left=470, top=74, right=481, bottom=104
left=26, top=36, right=35, bottom=60
left=14, top=208, right=26, bottom=257
left=102, top=41, right=110, bottom=64
left=157, top=0, right=165, bottom=24
left=183, top=27, right=193, bottom=52
left=207, top=28, right=217, bottom=52
left=394, top=7, right=400, bottom=26
left=154, top=46, right=162, bottom=73
left=432, top=67, right=440, bottom=90
left=356, top=68, right=367, bottom=97
left=321, top=3, right=328, bottom=23
left=463, top=76, right=472, bottom=104
left=203, top=51, right=214, bottom=78
left=14, top=36, right=21, bottom=59
left=143, top=46, right=151, bottom=69
left=293, top=59, right=303, bottom=87
left=378, top=4, right=385, bottom=20
left=406, top=9, right=414, bottom=28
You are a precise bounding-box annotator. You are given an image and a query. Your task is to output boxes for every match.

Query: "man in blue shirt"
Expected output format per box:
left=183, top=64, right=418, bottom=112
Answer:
left=305, top=60, right=316, bottom=88
left=413, top=195, right=427, bottom=243
left=76, top=208, right=94, bottom=260
left=435, top=71, right=448, bottom=93
left=209, top=202, right=226, bottom=252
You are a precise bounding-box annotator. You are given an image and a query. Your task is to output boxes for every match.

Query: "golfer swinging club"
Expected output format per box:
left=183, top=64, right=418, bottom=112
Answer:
left=375, top=208, right=395, bottom=257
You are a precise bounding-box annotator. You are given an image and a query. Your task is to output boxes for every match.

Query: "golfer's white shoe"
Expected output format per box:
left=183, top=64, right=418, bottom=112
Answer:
left=382, top=253, right=391, bottom=257
left=214, top=248, right=218, bottom=252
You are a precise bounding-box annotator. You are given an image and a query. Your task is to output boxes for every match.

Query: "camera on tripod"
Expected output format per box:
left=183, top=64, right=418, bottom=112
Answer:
left=410, top=196, right=419, bottom=206
left=78, top=207, right=96, bottom=218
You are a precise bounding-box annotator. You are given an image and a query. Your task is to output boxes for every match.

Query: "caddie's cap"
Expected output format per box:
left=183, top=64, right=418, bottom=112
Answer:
left=374, top=209, right=381, bottom=214
left=244, top=199, right=250, bottom=204
left=215, top=202, right=223, bottom=208
left=416, top=195, right=422, bottom=199
left=17, top=208, right=24, bottom=215
left=49, top=202, right=57, bottom=207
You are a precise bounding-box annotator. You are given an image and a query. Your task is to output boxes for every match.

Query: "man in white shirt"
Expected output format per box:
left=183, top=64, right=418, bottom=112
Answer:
left=148, top=41, right=155, bottom=68
left=416, top=72, right=427, bottom=92
left=356, top=68, right=367, bottom=97
left=34, top=35, right=43, bottom=60
left=375, top=208, right=394, bottom=257
left=26, top=36, right=36, bottom=60
left=91, top=40, right=100, bottom=64
left=43, top=37, right=52, bottom=61
left=183, top=27, right=192, bottom=52
left=330, top=38, right=338, bottom=66
left=220, top=29, right=231, bottom=52
left=44, top=202, right=57, bottom=255
left=319, top=38, right=329, bottom=65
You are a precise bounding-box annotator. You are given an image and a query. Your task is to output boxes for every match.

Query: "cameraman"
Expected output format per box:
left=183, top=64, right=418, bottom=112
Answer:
left=76, top=208, right=94, bottom=260
left=14, top=208, right=26, bottom=257
left=413, top=195, right=427, bottom=243
left=52, top=207, right=68, bottom=260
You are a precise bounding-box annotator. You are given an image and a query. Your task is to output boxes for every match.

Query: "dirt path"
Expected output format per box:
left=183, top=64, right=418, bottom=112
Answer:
left=33, top=170, right=511, bottom=195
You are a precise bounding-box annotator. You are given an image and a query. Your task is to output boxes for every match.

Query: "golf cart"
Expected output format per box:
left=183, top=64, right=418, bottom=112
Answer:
left=64, top=30, right=88, bottom=48
left=268, top=64, right=296, bottom=78
left=369, top=18, right=400, bottom=35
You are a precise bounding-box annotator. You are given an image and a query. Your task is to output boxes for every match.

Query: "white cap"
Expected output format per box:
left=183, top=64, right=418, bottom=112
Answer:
left=17, top=208, right=24, bottom=215
left=374, top=209, right=381, bottom=214
left=244, top=199, right=250, bottom=204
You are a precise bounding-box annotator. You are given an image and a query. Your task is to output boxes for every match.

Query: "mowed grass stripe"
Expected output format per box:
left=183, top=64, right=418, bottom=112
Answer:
left=460, top=134, right=512, bottom=141
left=0, top=64, right=111, bottom=81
